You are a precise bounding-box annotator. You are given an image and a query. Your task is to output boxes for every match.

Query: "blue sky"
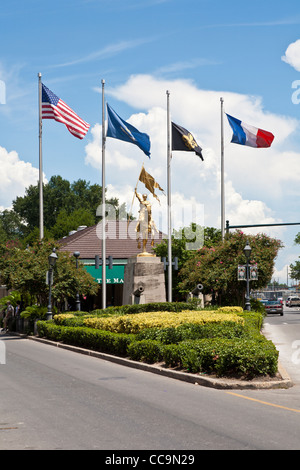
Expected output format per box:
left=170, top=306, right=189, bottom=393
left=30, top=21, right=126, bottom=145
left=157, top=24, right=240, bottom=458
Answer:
left=1, top=0, right=300, bottom=284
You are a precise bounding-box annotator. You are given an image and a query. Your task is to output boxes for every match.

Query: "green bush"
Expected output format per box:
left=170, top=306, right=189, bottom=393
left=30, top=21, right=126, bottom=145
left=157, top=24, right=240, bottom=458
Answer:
left=161, top=344, right=181, bottom=368
left=36, top=306, right=278, bottom=379
left=37, top=321, right=62, bottom=341
left=90, top=300, right=200, bottom=317
left=36, top=321, right=134, bottom=356
left=53, top=313, right=86, bottom=327
left=250, top=298, right=267, bottom=315
left=127, top=339, right=162, bottom=363
left=136, top=322, right=245, bottom=344
left=21, top=305, right=48, bottom=321
left=238, top=310, right=264, bottom=332
left=176, top=340, right=215, bottom=373
left=161, top=337, right=279, bottom=378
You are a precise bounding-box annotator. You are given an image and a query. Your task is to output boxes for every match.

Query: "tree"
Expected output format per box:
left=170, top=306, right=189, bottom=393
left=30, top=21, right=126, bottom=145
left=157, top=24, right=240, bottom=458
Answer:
left=10, top=175, right=125, bottom=242
left=0, top=209, right=25, bottom=241
left=0, top=240, right=99, bottom=309
left=51, top=208, right=95, bottom=240
left=290, top=232, right=300, bottom=281
left=153, top=224, right=222, bottom=300
left=179, top=231, right=282, bottom=306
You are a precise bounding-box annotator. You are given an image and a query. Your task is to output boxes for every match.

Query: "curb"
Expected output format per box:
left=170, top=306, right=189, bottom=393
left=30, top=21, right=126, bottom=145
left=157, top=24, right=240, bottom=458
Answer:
left=27, top=335, right=294, bottom=390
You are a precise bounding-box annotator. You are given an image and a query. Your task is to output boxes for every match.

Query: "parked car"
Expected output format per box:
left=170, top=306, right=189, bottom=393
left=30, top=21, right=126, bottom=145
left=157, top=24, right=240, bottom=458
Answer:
left=264, top=300, right=284, bottom=316
left=288, top=296, right=300, bottom=308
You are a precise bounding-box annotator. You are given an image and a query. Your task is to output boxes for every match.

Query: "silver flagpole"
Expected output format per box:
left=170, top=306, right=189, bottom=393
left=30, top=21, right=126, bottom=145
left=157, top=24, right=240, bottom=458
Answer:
left=220, top=97, right=225, bottom=240
left=166, top=90, right=172, bottom=302
left=38, top=73, right=44, bottom=240
left=101, top=79, right=106, bottom=309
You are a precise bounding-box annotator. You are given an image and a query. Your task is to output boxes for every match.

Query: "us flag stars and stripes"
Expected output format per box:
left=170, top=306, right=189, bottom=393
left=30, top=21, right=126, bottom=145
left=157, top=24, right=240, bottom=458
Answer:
left=41, top=84, right=90, bottom=139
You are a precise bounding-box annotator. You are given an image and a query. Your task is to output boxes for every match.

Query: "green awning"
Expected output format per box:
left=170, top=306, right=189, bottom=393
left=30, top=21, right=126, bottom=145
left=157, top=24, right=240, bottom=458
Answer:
left=84, top=265, right=124, bottom=284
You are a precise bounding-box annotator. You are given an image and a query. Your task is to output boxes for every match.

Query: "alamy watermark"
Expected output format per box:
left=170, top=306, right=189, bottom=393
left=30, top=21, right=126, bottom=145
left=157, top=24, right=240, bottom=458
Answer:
left=0, top=340, right=6, bottom=364
left=95, top=202, right=205, bottom=250
left=291, top=80, right=300, bottom=104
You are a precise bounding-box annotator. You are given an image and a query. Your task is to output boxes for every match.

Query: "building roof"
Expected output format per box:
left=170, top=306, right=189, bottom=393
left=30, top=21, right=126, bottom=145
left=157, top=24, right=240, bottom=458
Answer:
left=58, top=220, right=166, bottom=259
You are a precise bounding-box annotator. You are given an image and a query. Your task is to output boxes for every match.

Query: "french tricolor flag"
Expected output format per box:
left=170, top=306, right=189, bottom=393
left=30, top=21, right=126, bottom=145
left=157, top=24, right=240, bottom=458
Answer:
left=226, top=113, right=274, bottom=148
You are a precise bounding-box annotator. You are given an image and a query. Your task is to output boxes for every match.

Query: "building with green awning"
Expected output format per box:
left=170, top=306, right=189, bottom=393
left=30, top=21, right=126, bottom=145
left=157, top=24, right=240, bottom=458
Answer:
left=84, top=264, right=124, bottom=284
left=58, top=220, right=165, bottom=308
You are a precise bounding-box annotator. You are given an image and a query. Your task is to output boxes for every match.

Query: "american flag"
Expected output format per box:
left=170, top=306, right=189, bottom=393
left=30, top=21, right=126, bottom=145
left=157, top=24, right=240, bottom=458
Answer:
left=41, top=84, right=90, bottom=139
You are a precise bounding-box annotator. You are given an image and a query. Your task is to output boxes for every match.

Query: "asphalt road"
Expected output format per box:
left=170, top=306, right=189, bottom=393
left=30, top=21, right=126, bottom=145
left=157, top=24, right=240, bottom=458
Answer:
left=263, top=305, right=300, bottom=384
left=1, top=309, right=300, bottom=451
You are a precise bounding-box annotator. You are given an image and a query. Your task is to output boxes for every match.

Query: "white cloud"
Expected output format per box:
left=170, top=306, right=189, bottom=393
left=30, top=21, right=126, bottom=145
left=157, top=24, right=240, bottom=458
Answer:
left=85, top=74, right=300, bottom=283
left=85, top=122, right=143, bottom=172
left=0, top=146, right=42, bottom=210
left=52, top=39, right=154, bottom=68
left=154, top=58, right=221, bottom=75
left=282, top=39, right=300, bottom=71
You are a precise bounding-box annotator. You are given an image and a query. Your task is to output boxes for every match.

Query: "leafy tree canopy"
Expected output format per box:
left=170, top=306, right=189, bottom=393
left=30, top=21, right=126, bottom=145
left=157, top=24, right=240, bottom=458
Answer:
left=0, top=175, right=125, bottom=243
left=153, top=224, right=222, bottom=300
left=289, top=232, right=300, bottom=281
left=0, top=239, right=99, bottom=309
left=179, top=230, right=282, bottom=306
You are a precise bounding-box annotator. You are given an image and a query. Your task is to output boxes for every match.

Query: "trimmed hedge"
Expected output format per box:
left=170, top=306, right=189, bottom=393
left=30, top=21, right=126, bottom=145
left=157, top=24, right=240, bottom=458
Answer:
left=90, top=300, right=201, bottom=316
left=135, top=322, right=246, bottom=343
left=83, top=311, right=244, bottom=334
left=37, top=322, right=133, bottom=356
left=127, top=339, right=163, bottom=364
left=53, top=313, right=86, bottom=327
left=160, top=337, right=278, bottom=377
left=36, top=305, right=278, bottom=379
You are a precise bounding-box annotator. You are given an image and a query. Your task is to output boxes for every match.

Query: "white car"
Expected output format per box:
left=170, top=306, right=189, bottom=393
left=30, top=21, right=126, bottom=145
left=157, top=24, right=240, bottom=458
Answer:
left=289, top=296, right=300, bottom=308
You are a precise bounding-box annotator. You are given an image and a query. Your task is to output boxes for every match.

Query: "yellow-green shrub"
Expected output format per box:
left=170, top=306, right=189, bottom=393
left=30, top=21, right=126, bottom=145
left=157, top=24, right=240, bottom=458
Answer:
left=83, top=310, right=244, bottom=334
left=217, top=306, right=243, bottom=314
left=54, top=314, right=75, bottom=324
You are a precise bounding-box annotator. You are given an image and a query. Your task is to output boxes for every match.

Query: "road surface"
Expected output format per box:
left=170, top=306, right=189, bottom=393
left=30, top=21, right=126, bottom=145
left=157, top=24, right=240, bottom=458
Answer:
left=0, top=310, right=300, bottom=450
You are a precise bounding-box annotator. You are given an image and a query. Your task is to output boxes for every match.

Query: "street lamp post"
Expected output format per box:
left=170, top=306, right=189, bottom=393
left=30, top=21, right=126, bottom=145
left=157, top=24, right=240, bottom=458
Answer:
left=243, top=240, right=252, bottom=311
left=47, top=248, right=58, bottom=320
left=73, top=251, right=81, bottom=311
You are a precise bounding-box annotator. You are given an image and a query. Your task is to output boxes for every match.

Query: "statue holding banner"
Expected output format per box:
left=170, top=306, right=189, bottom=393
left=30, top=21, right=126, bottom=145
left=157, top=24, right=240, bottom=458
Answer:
left=127, top=165, right=163, bottom=256
left=135, top=189, right=158, bottom=255
left=122, top=165, right=166, bottom=305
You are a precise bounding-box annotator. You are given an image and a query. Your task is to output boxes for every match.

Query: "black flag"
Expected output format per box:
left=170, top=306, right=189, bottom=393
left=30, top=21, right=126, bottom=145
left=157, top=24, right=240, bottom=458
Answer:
left=172, top=122, right=203, bottom=160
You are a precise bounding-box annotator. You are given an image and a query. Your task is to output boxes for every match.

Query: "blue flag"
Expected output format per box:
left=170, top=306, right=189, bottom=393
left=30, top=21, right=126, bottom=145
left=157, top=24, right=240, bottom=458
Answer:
left=106, top=103, right=151, bottom=157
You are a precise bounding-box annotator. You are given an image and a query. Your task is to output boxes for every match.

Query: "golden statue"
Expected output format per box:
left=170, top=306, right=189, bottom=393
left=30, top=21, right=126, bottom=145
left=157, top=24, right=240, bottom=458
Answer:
left=135, top=189, right=158, bottom=255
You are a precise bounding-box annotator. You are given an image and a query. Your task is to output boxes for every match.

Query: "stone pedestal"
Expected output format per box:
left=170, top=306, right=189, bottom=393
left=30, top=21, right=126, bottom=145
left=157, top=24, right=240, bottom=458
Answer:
left=122, top=255, right=166, bottom=305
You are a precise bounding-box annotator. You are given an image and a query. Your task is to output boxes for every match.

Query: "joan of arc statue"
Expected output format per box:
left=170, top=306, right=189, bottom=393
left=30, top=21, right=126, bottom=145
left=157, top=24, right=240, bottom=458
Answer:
left=135, top=189, right=158, bottom=254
